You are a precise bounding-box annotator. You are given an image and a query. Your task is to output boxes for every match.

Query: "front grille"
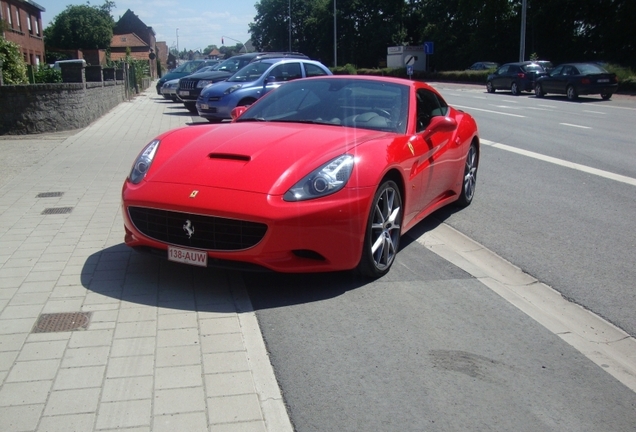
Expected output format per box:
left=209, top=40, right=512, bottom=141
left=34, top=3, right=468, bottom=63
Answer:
left=128, top=206, right=267, bottom=251
left=208, top=96, right=221, bottom=101
left=179, top=79, right=197, bottom=90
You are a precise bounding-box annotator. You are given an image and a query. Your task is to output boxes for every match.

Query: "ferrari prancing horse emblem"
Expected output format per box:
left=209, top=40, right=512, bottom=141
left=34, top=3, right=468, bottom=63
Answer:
left=189, top=190, right=199, bottom=198
left=183, top=220, right=195, bottom=238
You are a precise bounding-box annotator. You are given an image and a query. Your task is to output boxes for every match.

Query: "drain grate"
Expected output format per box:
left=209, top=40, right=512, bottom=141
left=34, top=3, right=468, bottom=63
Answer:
left=37, top=192, right=64, bottom=198
left=42, top=207, right=73, bottom=215
left=32, top=312, right=92, bottom=333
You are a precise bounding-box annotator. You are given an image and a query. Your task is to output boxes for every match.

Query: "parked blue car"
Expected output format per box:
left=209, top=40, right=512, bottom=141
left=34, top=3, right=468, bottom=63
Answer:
left=196, top=58, right=332, bottom=122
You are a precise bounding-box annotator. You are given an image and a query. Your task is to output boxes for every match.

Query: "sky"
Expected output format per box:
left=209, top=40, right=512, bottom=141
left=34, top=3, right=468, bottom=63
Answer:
left=40, top=0, right=258, bottom=52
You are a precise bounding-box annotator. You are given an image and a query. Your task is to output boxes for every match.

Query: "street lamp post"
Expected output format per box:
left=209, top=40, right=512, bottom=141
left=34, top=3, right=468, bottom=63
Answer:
left=519, top=0, right=527, bottom=61
left=176, top=28, right=179, bottom=59
left=221, top=36, right=249, bottom=53
left=333, top=0, right=337, bottom=67
left=289, top=0, right=292, bottom=52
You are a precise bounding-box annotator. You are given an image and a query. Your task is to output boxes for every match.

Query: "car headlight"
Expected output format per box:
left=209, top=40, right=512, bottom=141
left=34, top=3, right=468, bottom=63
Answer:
left=284, top=155, right=354, bottom=202
left=129, top=139, right=160, bottom=184
left=197, top=80, right=214, bottom=88
left=224, top=84, right=242, bottom=94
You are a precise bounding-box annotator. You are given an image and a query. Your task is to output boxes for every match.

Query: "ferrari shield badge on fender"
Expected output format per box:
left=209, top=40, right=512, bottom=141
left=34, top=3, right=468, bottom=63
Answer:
left=189, top=190, right=199, bottom=198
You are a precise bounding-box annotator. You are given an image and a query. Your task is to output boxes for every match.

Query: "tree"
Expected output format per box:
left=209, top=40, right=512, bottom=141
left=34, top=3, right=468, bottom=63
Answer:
left=44, top=1, right=115, bottom=50
left=0, top=37, right=28, bottom=84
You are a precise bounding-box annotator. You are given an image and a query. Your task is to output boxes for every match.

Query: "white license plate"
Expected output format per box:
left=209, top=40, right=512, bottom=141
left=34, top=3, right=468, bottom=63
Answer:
left=178, top=90, right=190, bottom=96
left=167, top=246, right=207, bottom=267
left=200, top=104, right=209, bottom=110
left=598, top=79, right=609, bottom=83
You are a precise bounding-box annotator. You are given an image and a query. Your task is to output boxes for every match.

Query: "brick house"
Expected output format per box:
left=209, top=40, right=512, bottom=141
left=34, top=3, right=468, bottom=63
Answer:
left=0, top=0, right=45, bottom=66
left=112, top=9, right=157, bottom=79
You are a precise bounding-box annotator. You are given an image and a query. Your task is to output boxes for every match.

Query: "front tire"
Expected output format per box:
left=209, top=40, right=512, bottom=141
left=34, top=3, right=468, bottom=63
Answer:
left=601, top=93, right=612, bottom=100
left=184, top=102, right=198, bottom=114
left=456, top=142, right=478, bottom=207
left=357, top=181, right=402, bottom=278
left=534, top=83, right=545, bottom=98
left=486, top=82, right=495, bottom=93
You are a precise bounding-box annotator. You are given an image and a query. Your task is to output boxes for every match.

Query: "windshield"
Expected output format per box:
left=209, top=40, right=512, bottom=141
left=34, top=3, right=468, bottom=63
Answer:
left=578, top=63, right=607, bottom=74
left=237, top=78, right=409, bottom=134
left=228, top=62, right=273, bottom=83
left=173, top=61, right=203, bottom=73
left=214, top=57, right=252, bottom=74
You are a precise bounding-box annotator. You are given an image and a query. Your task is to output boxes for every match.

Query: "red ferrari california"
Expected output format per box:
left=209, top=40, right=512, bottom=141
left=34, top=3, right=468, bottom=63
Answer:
left=122, top=76, right=479, bottom=278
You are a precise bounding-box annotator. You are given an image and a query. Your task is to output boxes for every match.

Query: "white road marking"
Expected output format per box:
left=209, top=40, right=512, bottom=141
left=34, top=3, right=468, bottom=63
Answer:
left=481, top=139, right=636, bottom=186
left=560, top=123, right=592, bottom=129
left=453, top=105, right=526, bottom=118
left=583, top=110, right=607, bottom=114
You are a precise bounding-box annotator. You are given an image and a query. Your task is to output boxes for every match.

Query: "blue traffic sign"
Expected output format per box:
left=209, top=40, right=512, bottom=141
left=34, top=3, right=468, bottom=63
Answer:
left=424, top=42, right=434, bottom=55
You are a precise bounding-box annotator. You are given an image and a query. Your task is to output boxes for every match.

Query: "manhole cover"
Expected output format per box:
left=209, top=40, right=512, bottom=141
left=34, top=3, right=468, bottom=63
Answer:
left=41, top=207, right=73, bottom=215
left=32, top=312, right=92, bottom=333
left=37, top=192, right=64, bottom=198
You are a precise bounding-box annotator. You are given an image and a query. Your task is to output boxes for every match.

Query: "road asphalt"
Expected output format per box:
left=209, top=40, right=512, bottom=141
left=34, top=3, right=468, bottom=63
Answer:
left=0, top=82, right=634, bottom=431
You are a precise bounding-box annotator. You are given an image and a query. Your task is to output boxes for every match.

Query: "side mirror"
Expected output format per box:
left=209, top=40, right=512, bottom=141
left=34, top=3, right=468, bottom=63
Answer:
left=265, top=75, right=276, bottom=85
left=423, top=116, right=457, bottom=137
left=231, top=106, right=248, bottom=121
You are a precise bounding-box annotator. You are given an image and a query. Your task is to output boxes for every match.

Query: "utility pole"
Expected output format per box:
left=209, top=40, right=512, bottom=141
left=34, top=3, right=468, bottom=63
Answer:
left=519, top=0, right=527, bottom=61
left=333, top=0, right=337, bottom=67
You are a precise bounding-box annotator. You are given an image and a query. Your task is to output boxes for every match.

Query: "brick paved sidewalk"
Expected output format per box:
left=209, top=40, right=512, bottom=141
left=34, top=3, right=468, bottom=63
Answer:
left=0, top=87, right=292, bottom=432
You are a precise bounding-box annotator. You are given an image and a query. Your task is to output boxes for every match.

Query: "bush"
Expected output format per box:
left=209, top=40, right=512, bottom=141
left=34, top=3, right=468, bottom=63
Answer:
left=34, top=65, right=62, bottom=83
left=331, top=63, right=357, bottom=75
left=0, top=37, right=28, bottom=84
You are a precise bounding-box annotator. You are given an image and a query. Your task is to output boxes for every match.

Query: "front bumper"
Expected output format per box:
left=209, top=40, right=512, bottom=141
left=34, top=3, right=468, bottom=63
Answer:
left=122, top=180, right=374, bottom=273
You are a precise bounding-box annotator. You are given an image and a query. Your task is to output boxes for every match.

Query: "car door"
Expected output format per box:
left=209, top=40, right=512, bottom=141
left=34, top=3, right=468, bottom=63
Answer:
left=543, top=65, right=564, bottom=93
left=408, top=89, right=457, bottom=214
left=492, top=65, right=509, bottom=89
left=263, top=62, right=303, bottom=95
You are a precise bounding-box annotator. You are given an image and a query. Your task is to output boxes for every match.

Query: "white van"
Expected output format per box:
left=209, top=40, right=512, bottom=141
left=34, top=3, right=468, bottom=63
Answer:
left=52, top=59, right=87, bottom=70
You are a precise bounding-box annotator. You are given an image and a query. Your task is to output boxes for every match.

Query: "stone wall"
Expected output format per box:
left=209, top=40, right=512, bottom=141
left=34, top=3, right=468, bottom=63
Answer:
left=0, top=65, right=129, bottom=135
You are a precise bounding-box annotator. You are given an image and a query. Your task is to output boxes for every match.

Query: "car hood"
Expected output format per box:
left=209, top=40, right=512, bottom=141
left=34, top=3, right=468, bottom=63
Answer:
left=182, top=71, right=233, bottom=80
left=147, top=122, right=392, bottom=195
left=201, top=80, right=258, bottom=96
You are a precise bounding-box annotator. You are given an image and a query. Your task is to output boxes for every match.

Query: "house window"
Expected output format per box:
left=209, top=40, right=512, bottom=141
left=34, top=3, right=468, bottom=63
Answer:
left=7, top=6, right=12, bottom=27
left=16, top=9, right=21, bottom=30
left=27, top=14, right=32, bottom=33
left=35, top=19, right=40, bottom=35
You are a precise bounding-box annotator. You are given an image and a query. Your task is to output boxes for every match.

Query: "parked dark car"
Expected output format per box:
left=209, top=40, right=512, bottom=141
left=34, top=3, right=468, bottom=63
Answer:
left=155, top=59, right=218, bottom=96
left=468, top=61, right=499, bottom=71
left=534, top=62, right=618, bottom=101
left=177, top=52, right=309, bottom=113
left=486, top=62, right=546, bottom=95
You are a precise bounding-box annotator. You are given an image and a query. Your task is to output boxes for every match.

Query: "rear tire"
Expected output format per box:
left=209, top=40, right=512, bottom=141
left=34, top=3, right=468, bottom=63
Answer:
left=357, top=180, right=402, bottom=278
left=566, top=85, right=578, bottom=101
left=601, top=93, right=612, bottom=100
left=534, top=83, right=545, bottom=98
left=486, top=82, right=495, bottom=93
left=511, top=82, right=520, bottom=96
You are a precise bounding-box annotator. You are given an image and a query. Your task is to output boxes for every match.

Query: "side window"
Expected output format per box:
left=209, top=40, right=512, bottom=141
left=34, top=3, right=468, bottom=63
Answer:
left=270, top=63, right=302, bottom=82
left=497, top=66, right=508, bottom=75
left=304, top=63, right=329, bottom=77
left=416, top=89, right=448, bottom=133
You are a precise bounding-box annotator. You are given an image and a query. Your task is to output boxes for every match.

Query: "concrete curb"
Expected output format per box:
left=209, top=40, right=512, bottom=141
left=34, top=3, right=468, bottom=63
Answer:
left=418, top=222, right=636, bottom=392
